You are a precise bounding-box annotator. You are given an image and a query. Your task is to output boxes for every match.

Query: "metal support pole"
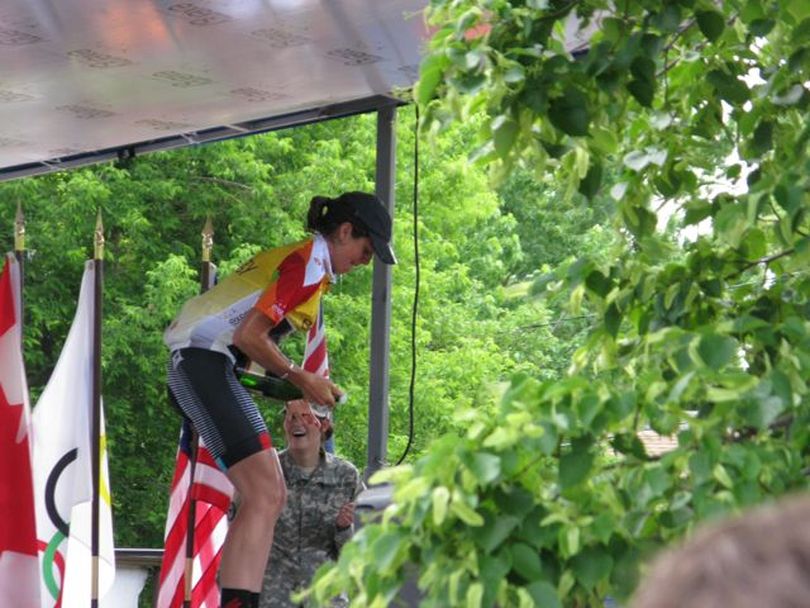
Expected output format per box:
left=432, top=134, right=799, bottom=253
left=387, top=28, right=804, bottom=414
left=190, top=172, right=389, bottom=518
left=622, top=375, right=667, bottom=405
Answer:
left=366, top=104, right=396, bottom=481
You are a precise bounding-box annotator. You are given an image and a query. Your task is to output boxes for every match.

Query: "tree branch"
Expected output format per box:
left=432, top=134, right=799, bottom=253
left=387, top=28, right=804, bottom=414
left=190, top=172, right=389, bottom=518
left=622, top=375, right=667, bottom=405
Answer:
left=728, top=248, right=795, bottom=279
left=189, top=175, right=255, bottom=191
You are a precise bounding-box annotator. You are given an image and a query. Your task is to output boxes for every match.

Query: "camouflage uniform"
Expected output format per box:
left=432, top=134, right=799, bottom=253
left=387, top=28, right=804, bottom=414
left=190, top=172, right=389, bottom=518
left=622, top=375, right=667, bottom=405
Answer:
left=260, top=449, right=363, bottom=608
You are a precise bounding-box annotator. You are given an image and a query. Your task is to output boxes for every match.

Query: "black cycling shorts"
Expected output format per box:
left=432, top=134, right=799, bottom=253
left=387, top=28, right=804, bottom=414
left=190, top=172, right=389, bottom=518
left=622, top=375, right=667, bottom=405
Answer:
left=167, top=347, right=271, bottom=471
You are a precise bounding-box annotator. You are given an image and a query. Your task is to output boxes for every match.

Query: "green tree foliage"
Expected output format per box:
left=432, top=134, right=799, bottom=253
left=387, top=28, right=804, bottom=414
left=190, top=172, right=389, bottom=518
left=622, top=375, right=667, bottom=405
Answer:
left=307, top=1, right=810, bottom=606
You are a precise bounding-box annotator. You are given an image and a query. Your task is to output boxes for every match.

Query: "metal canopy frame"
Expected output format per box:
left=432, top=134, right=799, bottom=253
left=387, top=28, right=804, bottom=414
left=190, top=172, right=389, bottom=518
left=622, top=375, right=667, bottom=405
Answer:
left=0, top=93, right=404, bottom=182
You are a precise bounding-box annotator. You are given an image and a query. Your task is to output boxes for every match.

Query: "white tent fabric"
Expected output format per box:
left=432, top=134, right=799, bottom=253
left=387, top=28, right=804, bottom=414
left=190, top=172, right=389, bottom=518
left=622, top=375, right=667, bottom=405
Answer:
left=0, top=0, right=429, bottom=178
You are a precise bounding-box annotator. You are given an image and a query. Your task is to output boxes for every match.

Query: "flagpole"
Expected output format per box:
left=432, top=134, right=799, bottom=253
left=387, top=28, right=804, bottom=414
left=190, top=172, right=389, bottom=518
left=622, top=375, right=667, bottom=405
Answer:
left=14, top=201, right=24, bottom=341
left=184, top=216, right=215, bottom=607
left=90, top=210, right=104, bottom=608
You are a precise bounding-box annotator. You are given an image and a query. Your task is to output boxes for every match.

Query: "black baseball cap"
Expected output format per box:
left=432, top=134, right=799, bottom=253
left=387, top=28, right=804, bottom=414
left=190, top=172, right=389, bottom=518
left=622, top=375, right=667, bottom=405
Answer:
left=337, top=191, right=397, bottom=265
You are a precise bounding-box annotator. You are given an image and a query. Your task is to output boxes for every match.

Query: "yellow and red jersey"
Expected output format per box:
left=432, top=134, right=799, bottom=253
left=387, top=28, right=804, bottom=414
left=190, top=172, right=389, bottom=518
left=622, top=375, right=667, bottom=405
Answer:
left=164, top=234, right=333, bottom=358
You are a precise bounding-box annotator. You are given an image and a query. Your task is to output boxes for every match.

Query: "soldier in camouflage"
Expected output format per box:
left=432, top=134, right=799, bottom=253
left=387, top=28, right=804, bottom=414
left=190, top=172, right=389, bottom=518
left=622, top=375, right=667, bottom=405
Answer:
left=260, top=400, right=364, bottom=608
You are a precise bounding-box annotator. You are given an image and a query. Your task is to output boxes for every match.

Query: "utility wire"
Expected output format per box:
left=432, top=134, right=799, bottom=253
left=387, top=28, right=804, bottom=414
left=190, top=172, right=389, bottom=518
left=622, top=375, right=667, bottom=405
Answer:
left=395, top=105, right=420, bottom=466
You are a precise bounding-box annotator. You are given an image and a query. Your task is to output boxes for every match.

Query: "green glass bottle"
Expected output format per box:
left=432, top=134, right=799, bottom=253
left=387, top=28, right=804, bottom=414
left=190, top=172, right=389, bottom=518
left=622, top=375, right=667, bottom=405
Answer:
left=236, top=367, right=303, bottom=402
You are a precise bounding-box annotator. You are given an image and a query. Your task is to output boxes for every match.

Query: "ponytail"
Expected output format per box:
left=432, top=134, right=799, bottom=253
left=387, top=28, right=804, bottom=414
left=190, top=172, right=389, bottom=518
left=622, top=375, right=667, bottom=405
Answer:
left=306, top=195, right=332, bottom=232
left=306, top=194, right=368, bottom=238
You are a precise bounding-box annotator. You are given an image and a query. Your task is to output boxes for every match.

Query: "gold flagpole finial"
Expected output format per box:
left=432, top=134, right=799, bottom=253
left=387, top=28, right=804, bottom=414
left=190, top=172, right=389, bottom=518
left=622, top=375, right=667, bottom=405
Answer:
left=94, top=209, right=105, bottom=260
left=201, top=216, right=214, bottom=263
left=14, top=201, right=25, bottom=252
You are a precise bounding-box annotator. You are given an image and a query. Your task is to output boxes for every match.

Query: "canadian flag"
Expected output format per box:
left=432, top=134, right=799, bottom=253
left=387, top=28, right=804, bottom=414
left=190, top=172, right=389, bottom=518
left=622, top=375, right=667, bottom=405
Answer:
left=0, top=253, right=40, bottom=607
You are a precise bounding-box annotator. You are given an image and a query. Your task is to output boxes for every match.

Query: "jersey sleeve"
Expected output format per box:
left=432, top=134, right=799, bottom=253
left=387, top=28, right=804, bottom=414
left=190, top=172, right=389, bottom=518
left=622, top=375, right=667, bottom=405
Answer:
left=254, top=249, right=322, bottom=325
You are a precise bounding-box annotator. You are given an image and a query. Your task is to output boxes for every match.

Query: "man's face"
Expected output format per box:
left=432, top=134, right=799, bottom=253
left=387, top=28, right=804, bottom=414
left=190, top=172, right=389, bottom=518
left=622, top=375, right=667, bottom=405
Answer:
left=283, top=400, right=322, bottom=450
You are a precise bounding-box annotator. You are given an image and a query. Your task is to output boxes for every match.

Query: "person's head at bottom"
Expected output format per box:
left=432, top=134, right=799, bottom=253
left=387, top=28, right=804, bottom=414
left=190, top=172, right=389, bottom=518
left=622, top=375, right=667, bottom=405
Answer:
left=631, top=492, right=810, bottom=608
left=307, top=191, right=397, bottom=274
left=283, top=399, right=332, bottom=464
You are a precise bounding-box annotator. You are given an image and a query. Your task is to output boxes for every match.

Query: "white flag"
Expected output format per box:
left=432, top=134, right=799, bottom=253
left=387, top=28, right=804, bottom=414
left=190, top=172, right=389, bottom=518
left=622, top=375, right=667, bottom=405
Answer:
left=33, top=261, right=115, bottom=607
left=0, top=254, right=40, bottom=607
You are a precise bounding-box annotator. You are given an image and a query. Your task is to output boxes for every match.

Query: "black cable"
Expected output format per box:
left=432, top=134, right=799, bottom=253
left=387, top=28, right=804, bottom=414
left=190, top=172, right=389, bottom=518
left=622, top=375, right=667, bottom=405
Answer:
left=395, top=104, right=420, bottom=466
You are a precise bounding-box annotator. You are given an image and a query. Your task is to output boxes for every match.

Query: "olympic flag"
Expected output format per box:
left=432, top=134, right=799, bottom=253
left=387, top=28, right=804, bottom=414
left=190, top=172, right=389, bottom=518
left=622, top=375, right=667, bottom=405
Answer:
left=32, top=261, right=115, bottom=607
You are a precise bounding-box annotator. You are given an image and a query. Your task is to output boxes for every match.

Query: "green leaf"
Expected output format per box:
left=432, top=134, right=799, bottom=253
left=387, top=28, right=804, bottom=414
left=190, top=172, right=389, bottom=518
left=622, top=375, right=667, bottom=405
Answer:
left=689, top=450, right=713, bottom=484
left=526, top=580, right=561, bottom=608
left=750, top=120, right=773, bottom=156
left=707, top=69, right=750, bottom=105
left=742, top=227, right=767, bottom=259
left=560, top=525, right=581, bottom=558
left=453, top=72, right=488, bottom=94
left=477, top=513, right=520, bottom=553
left=575, top=393, right=602, bottom=429
left=787, top=0, right=810, bottom=22
left=622, top=204, right=657, bottom=237
left=590, top=512, right=616, bottom=545
left=451, top=500, right=484, bottom=526
left=714, top=203, right=748, bottom=247
left=466, top=582, right=483, bottom=608
left=696, top=10, right=725, bottom=42
left=653, top=4, right=682, bottom=32
left=605, top=302, right=621, bottom=338
left=585, top=270, right=611, bottom=297
left=788, top=47, right=809, bottom=71
left=498, top=487, right=537, bottom=518
left=521, top=80, right=548, bottom=113
left=570, top=546, right=613, bottom=590
left=559, top=448, right=594, bottom=489
left=770, top=369, right=793, bottom=409
left=644, top=465, right=671, bottom=495
left=773, top=183, right=804, bottom=216
left=713, top=463, right=734, bottom=489
left=741, top=1, right=765, bottom=22
left=479, top=554, right=512, bottom=607
left=684, top=200, right=713, bottom=225
left=548, top=87, right=589, bottom=136
left=627, top=55, right=656, bottom=106
left=469, top=452, right=502, bottom=484
left=371, top=531, right=403, bottom=571
left=503, top=64, right=526, bottom=84
left=417, top=53, right=449, bottom=105
left=493, top=115, right=519, bottom=158
left=742, top=377, right=788, bottom=429
left=627, top=78, right=654, bottom=107
left=578, top=160, right=603, bottom=199
left=538, top=421, right=559, bottom=455
left=696, top=334, right=737, bottom=371
left=749, top=18, right=776, bottom=37
left=631, top=55, right=655, bottom=82
left=611, top=433, right=648, bottom=460
left=432, top=486, right=450, bottom=526
left=591, top=127, right=618, bottom=155
left=791, top=18, right=810, bottom=44
left=464, top=49, right=485, bottom=70
left=668, top=370, right=695, bottom=403
left=511, top=543, right=544, bottom=581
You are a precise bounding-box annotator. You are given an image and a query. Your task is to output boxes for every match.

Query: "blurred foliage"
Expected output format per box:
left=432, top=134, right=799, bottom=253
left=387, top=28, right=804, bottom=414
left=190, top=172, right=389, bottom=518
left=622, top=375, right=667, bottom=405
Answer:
left=306, top=1, right=810, bottom=607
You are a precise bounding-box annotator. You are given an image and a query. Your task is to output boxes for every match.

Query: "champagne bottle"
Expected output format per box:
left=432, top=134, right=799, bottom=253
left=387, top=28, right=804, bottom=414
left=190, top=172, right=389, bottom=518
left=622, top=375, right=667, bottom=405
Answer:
left=235, top=367, right=303, bottom=402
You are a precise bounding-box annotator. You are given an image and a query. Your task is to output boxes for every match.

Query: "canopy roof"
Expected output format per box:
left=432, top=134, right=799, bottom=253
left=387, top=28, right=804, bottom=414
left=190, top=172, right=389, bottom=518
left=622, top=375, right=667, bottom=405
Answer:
left=0, top=0, right=428, bottom=181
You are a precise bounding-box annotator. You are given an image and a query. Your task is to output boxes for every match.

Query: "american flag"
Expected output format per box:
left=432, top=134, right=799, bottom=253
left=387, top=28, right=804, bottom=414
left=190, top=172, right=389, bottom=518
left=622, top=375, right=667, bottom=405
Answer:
left=302, top=304, right=328, bottom=377
left=156, top=419, right=233, bottom=608
left=302, top=304, right=335, bottom=452
left=156, top=304, right=328, bottom=606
